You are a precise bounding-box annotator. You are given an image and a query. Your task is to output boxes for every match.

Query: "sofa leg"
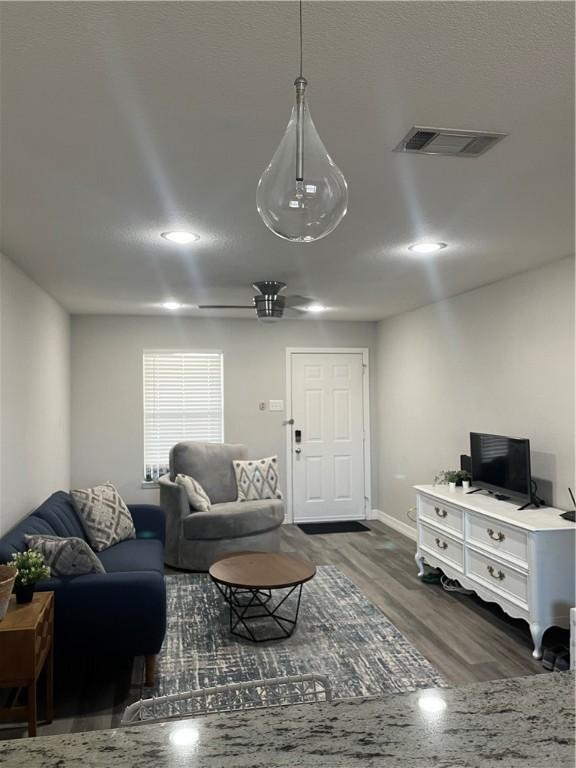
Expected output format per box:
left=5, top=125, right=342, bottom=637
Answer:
left=145, top=654, right=157, bottom=687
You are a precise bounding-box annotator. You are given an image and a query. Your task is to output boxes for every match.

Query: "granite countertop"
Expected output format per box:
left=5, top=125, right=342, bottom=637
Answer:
left=0, top=673, right=573, bottom=767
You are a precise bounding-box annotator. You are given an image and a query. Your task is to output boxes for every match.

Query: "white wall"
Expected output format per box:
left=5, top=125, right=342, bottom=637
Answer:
left=376, top=257, right=575, bottom=527
left=70, top=317, right=377, bottom=506
left=0, top=253, right=71, bottom=535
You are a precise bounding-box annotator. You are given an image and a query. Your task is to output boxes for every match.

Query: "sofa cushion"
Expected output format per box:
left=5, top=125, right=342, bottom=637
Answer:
left=170, top=442, right=247, bottom=504
left=182, top=499, right=284, bottom=541
left=0, top=491, right=88, bottom=565
left=25, top=534, right=105, bottom=576
left=71, top=483, right=136, bottom=552
left=0, top=490, right=85, bottom=562
left=32, top=492, right=88, bottom=540
left=97, top=538, right=164, bottom=574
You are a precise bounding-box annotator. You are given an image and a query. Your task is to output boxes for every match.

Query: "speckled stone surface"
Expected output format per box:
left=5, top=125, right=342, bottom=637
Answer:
left=0, top=673, right=573, bottom=767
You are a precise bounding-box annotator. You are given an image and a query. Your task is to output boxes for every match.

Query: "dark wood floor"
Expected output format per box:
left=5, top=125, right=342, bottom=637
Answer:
left=1, top=521, right=554, bottom=740
left=281, top=521, right=547, bottom=684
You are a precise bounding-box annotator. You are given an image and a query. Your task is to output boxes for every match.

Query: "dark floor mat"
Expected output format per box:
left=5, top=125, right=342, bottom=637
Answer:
left=298, top=521, right=371, bottom=535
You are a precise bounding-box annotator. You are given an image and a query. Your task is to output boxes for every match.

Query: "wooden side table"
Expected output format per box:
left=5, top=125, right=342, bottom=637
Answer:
left=0, top=591, right=54, bottom=736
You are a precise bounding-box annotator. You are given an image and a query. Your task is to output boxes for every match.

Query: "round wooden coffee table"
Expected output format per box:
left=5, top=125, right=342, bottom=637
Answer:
left=209, top=552, right=316, bottom=642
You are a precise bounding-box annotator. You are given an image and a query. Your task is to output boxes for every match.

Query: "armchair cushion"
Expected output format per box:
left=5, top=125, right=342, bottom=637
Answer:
left=183, top=499, right=285, bottom=541
left=169, top=442, right=247, bottom=504
left=175, top=474, right=211, bottom=511
left=233, top=456, right=283, bottom=501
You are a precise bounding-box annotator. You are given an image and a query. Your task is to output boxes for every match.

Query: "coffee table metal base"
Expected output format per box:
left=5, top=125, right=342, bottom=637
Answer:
left=214, top=582, right=303, bottom=643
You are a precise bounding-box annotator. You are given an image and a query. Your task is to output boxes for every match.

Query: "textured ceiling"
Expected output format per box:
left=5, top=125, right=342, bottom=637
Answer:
left=0, top=1, right=574, bottom=320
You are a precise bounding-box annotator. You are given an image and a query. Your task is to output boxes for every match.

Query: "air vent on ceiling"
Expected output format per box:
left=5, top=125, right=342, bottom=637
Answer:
left=394, top=126, right=507, bottom=157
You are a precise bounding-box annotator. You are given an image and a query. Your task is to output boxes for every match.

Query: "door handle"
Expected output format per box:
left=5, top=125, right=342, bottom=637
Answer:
left=294, top=447, right=302, bottom=454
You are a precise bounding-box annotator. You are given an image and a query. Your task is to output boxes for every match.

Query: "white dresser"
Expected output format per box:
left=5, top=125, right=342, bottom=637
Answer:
left=414, top=485, right=575, bottom=658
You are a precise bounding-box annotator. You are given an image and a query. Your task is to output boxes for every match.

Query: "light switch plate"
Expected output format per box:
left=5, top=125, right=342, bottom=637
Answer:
left=269, top=399, right=284, bottom=411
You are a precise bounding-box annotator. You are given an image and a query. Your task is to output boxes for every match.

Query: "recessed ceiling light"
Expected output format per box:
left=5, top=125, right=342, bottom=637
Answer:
left=304, top=303, right=327, bottom=313
left=161, top=301, right=182, bottom=310
left=408, top=242, right=447, bottom=254
left=161, top=231, right=200, bottom=244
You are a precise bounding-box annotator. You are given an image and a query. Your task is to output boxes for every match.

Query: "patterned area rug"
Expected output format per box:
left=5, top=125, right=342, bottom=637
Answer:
left=146, top=567, right=446, bottom=701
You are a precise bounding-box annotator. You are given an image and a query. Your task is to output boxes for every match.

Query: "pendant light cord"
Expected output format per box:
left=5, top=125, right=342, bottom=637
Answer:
left=299, top=0, right=303, bottom=77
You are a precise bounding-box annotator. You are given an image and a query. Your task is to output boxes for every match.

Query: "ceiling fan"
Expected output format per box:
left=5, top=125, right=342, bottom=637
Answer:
left=197, top=281, right=316, bottom=322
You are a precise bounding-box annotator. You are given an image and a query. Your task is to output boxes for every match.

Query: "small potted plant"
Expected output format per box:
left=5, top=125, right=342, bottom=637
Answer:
left=434, top=469, right=471, bottom=491
left=9, top=551, right=50, bottom=604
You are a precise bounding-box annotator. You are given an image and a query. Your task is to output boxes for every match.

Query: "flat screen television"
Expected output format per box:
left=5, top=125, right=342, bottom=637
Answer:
left=470, top=432, right=532, bottom=502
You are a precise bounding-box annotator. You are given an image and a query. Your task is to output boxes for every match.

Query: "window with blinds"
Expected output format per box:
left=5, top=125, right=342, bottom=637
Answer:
left=143, top=350, right=224, bottom=477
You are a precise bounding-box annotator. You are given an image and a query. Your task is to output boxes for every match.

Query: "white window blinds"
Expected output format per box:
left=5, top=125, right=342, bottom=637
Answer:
left=143, top=350, right=223, bottom=475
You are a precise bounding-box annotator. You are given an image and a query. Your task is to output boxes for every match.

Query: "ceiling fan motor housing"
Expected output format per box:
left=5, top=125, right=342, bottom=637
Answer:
left=253, top=294, right=285, bottom=321
left=252, top=280, right=286, bottom=321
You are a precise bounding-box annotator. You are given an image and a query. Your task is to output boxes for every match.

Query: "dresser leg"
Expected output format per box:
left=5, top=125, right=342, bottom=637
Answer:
left=530, top=622, right=544, bottom=660
left=27, top=682, right=37, bottom=737
left=415, top=550, right=425, bottom=578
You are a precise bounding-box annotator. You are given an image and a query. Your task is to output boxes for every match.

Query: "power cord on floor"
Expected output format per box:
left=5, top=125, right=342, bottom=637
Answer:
left=440, top=575, right=475, bottom=595
left=406, top=506, right=417, bottom=524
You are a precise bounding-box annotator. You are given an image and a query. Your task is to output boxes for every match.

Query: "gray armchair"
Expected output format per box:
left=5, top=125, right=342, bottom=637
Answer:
left=160, top=442, right=285, bottom=571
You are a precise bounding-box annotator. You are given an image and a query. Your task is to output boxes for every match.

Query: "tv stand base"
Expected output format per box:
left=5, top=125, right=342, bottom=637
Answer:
left=518, top=498, right=542, bottom=511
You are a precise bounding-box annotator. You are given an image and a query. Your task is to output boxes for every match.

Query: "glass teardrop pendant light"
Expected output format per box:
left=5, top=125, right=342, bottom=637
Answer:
left=256, top=1, right=348, bottom=242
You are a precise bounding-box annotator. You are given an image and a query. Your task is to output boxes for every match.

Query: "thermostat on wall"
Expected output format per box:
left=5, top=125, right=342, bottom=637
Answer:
left=269, top=400, right=284, bottom=411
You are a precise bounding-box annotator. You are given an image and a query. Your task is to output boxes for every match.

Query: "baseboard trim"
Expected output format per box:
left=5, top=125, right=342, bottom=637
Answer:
left=371, top=509, right=417, bottom=541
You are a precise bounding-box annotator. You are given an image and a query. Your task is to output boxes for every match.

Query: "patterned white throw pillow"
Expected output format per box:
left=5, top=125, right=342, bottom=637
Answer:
left=175, top=474, right=211, bottom=512
left=233, top=456, right=283, bottom=501
left=70, top=483, right=135, bottom=552
left=25, top=535, right=105, bottom=576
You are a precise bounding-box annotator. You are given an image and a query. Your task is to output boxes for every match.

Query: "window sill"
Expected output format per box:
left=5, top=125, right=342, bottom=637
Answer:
left=141, top=481, right=159, bottom=489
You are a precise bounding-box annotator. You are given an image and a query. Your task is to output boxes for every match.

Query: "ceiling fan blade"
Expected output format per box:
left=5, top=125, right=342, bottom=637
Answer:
left=284, top=295, right=315, bottom=309
left=197, top=305, right=253, bottom=310
left=284, top=307, right=306, bottom=318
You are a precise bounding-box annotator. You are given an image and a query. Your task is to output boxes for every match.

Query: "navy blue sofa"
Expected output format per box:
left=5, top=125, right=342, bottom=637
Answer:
left=0, top=491, right=166, bottom=682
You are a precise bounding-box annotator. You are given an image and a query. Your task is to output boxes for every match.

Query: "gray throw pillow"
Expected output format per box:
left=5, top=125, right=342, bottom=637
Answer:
left=175, top=474, right=211, bottom=512
left=233, top=456, right=283, bottom=501
left=25, top=535, right=105, bottom=576
left=70, top=482, right=135, bottom=552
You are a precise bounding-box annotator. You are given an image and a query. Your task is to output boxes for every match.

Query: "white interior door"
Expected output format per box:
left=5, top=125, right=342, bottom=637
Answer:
left=290, top=352, right=367, bottom=522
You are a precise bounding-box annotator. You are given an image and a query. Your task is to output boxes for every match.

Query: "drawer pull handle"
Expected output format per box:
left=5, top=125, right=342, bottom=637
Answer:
left=434, top=506, right=448, bottom=518
left=487, top=528, right=505, bottom=542
left=486, top=565, right=505, bottom=581
left=435, top=537, right=448, bottom=550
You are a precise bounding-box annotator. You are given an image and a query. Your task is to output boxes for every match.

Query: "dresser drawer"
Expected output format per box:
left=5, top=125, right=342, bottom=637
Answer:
left=420, top=524, right=464, bottom=571
left=467, top=512, right=528, bottom=566
left=419, top=495, right=463, bottom=535
left=466, top=548, right=528, bottom=607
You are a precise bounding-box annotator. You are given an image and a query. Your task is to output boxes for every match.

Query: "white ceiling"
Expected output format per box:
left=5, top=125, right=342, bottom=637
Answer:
left=0, top=1, right=573, bottom=320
